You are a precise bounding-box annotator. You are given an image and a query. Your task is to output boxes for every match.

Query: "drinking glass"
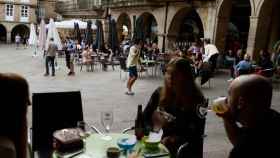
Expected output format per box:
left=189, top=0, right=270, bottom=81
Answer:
left=100, top=111, right=113, bottom=141
left=211, top=97, right=229, bottom=114
left=77, top=121, right=91, bottom=139
left=101, top=111, right=113, bottom=133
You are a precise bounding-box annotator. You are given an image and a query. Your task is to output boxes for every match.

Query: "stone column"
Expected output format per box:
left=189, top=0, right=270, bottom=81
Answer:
left=246, top=16, right=259, bottom=60
left=214, top=16, right=229, bottom=52
left=7, top=31, right=11, bottom=44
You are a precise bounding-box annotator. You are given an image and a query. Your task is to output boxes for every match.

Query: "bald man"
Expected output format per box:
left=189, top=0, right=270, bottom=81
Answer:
left=218, top=74, right=280, bottom=158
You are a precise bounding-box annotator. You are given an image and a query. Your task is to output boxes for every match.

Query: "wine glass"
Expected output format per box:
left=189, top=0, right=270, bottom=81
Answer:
left=100, top=111, right=113, bottom=140
left=77, top=121, right=91, bottom=139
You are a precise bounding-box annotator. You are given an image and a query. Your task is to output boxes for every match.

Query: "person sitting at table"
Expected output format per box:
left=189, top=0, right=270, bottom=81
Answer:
left=258, top=49, right=273, bottom=70
left=225, top=50, right=237, bottom=81
left=235, top=53, right=252, bottom=77
left=0, top=73, right=30, bottom=158
left=216, top=75, right=280, bottom=158
left=194, top=53, right=203, bottom=77
left=143, top=57, right=206, bottom=157
left=150, top=43, right=160, bottom=60
left=100, top=44, right=113, bottom=71
left=82, top=46, right=93, bottom=72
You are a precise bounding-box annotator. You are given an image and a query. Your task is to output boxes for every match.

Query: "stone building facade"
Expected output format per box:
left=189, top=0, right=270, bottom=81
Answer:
left=37, top=0, right=58, bottom=21
left=107, top=0, right=280, bottom=59
left=0, top=0, right=37, bottom=43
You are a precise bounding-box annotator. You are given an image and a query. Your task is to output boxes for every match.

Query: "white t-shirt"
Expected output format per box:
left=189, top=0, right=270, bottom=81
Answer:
left=15, top=35, right=21, bottom=43
left=126, top=45, right=140, bottom=67
left=204, top=44, right=219, bottom=62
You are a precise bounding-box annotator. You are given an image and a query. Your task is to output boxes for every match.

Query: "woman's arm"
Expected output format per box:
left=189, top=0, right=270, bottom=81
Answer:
left=143, top=88, right=161, bottom=130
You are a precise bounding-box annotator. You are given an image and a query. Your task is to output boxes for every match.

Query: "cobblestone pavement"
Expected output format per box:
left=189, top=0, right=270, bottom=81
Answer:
left=0, top=44, right=279, bottom=157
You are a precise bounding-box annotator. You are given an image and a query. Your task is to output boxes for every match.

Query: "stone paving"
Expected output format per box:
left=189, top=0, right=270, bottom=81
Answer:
left=0, top=44, right=279, bottom=157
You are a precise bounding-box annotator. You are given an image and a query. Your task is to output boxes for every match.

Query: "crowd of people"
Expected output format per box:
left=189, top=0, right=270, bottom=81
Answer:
left=2, top=58, right=279, bottom=158
left=4, top=36, right=280, bottom=158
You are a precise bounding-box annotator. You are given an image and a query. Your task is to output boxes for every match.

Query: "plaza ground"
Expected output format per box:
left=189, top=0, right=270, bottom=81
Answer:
left=0, top=44, right=279, bottom=157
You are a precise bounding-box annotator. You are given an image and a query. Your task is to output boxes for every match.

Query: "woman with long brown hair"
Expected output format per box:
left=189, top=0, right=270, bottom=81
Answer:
left=0, top=73, right=30, bottom=158
left=143, top=57, right=206, bottom=157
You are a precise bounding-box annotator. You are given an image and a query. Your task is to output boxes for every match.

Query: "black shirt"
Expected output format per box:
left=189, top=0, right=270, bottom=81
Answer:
left=229, top=109, right=280, bottom=158
left=143, top=87, right=206, bottom=156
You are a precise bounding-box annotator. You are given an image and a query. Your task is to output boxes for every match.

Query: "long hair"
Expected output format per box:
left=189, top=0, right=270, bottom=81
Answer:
left=160, top=57, right=204, bottom=110
left=0, top=73, right=29, bottom=158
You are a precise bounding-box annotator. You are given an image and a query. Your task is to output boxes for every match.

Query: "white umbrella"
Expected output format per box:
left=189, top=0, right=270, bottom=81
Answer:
left=29, top=23, right=38, bottom=57
left=28, top=23, right=37, bottom=45
left=38, top=19, right=46, bottom=51
left=46, top=18, right=63, bottom=50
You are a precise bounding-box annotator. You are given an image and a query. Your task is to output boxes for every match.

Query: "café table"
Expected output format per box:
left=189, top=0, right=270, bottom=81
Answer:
left=141, top=60, right=160, bottom=77
left=53, top=133, right=170, bottom=158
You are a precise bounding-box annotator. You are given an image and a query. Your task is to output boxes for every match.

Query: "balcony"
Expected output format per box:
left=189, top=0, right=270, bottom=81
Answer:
left=102, top=0, right=164, bottom=8
left=55, top=1, right=104, bottom=19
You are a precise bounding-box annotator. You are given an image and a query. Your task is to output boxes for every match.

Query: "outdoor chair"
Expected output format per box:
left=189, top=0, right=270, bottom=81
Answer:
left=31, top=91, right=84, bottom=158
left=119, top=57, right=128, bottom=80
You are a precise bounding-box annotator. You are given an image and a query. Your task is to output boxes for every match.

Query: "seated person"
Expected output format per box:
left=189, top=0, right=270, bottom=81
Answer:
left=0, top=73, right=30, bottom=158
left=225, top=50, right=236, bottom=81
left=235, top=53, right=252, bottom=76
left=82, top=46, right=93, bottom=71
left=193, top=53, right=203, bottom=77
left=100, top=44, right=113, bottom=71
left=143, top=57, right=206, bottom=157
left=216, top=75, right=280, bottom=158
left=258, top=50, right=273, bottom=70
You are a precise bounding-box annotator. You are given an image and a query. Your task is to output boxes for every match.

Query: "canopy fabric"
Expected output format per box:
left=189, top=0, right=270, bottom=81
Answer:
left=108, top=19, right=119, bottom=54
left=95, top=20, right=104, bottom=50
left=38, top=19, right=47, bottom=51
left=85, top=20, right=93, bottom=46
left=74, top=23, right=82, bottom=44
left=28, top=23, right=37, bottom=45
left=46, top=18, right=63, bottom=50
left=47, top=19, right=97, bottom=30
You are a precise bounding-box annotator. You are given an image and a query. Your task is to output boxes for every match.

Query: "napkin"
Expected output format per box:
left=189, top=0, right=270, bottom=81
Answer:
left=147, top=129, right=163, bottom=142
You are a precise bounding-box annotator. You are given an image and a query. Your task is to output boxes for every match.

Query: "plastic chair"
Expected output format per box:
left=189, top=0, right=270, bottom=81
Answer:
left=31, top=91, right=84, bottom=158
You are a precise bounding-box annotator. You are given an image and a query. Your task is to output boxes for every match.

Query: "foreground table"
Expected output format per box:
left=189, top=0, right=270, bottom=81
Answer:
left=53, top=133, right=170, bottom=158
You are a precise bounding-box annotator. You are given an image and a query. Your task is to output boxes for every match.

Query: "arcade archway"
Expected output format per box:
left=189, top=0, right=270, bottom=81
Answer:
left=216, top=0, right=251, bottom=53
left=0, top=24, right=7, bottom=43
left=117, top=13, right=132, bottom=42
left=167, top=8, right=204, bottom=49
left=136, top=12, right=158, bottom=44
left=11, top=24, right=30, bottom=42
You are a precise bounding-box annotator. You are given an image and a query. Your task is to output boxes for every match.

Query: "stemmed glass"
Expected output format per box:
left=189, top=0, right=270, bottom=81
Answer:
left=77, top=121, right=91, bottom=139
left=100, top=111, right=113, bottom=140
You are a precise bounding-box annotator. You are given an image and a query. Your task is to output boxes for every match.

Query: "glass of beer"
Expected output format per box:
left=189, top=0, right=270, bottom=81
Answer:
left=211, top=97, right=229, bottom=114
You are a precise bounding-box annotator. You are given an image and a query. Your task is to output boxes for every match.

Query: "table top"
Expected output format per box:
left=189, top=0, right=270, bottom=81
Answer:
left=53, top=133, right=170, bottom=158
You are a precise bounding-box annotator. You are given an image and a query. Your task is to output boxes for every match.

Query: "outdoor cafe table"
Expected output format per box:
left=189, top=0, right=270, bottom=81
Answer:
left=53, top=133, right=170, bottom=158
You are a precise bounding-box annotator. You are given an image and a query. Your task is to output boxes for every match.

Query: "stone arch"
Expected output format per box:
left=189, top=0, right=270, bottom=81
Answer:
left=215, top=0, right=251, bottom=52
left=11, top=24, right=30, bottom=42
left=0, top=24, right=7, bottom=43
left=137, top=12, right=158, bottom=44
left=254, top=0, right=279, bottom=54
left=167, top=7, right=204, bottom=49
left=116, top=13, right=132, bottom=42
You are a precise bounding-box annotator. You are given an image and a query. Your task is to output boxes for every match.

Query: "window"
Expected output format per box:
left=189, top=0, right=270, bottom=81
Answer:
left=5, top=4, right=13, bottom=17
left=21, top=5, right=29, bottom=17
left=38, top=7, right=45, bottom=18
